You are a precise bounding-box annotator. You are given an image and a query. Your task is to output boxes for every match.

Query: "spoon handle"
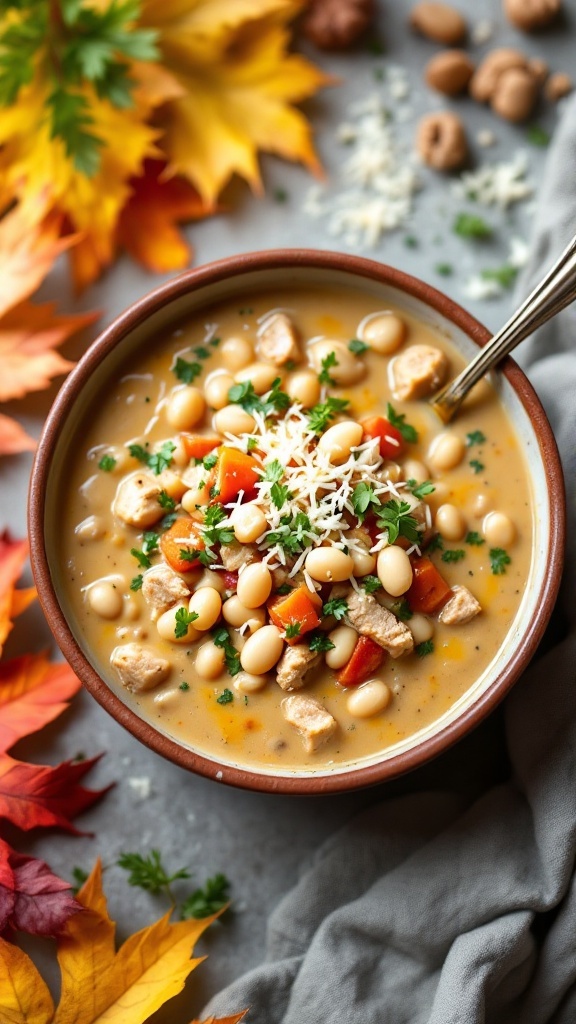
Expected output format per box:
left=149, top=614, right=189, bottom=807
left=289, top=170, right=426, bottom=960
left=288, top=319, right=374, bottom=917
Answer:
left=431, top=232, right=576, bottom=422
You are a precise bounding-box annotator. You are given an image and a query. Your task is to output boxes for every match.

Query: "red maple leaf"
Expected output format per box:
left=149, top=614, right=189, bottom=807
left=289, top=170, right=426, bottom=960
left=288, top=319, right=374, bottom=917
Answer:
left=0, top=838, right=81, bottom=938
left=0, top=753, right=112, bottom=834
left=0, top=651, right=81, bottom=753
left=0, top=531, right=36, bottom=656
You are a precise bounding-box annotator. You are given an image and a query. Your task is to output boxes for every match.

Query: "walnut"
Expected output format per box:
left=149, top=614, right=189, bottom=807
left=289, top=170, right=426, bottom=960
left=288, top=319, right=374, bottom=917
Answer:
left=528, top=58, right=548, bottom=87
left=469, top=49, right=528, bottom=103
left=410, top=2, right=467, bottom=45
left=425, top=50, right=474, bottom=96
left=490, top=68, right=539, bottom=123
left=416, top=111, right=469, bottom=171
left=545, top=72, right=573, bottom=101
left=302, top=0, right=375, bottom=50
left=470, top=49, right=540, bottom=123
left=504, top=0, right=561, bottom=32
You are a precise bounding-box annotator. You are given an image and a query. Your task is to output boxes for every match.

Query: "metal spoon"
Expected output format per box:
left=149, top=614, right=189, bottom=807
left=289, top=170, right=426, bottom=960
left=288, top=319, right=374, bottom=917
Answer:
left=431, top=232, right=576, bottom=423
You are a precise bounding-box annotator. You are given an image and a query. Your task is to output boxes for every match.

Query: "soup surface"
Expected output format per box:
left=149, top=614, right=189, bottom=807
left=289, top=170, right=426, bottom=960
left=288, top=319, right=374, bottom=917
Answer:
left=58, top=285, right=532, bottom=773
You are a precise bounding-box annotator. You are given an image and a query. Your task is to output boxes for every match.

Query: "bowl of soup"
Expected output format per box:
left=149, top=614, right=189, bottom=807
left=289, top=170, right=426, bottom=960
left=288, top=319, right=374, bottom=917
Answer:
left=28, top=250, right=565, bottom=793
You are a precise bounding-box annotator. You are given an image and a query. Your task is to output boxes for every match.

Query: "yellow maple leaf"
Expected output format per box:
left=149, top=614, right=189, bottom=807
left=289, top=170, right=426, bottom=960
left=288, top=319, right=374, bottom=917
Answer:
left=0, top=860, right=226, bottom=1024
left=143, top=0, right=331, bottom=203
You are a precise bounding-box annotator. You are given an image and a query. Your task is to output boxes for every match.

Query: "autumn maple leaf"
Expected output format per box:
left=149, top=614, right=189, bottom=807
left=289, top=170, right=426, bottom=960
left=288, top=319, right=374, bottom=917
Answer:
left=0, top=652, right=81, bottom=753
left=0, top=839, right=81, bottom=938
left=0, top=753, right=112, bottom=834
left=0, top=208, right=81, bottom=321
left=0, top=860, right=235, bottom=1024
left=0, top=532, right=36, bottom=656
left=0, top=414, right=36, bottom=457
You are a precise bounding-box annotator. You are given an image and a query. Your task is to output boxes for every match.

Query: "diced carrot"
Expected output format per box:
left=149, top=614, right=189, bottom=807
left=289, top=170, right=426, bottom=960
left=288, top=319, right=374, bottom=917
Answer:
left=361, top=415, right=404, bottom=460
left=160, top=517, right=204, bottom=573
left=212, top=446, right=260, bottom=504
left=268, top=585, right=322, bottom=644
left=180, top=434, right=221, bottom=461
left=407, top=556, right=452, bottom=615
left=337, top=635, right=385, bottom=687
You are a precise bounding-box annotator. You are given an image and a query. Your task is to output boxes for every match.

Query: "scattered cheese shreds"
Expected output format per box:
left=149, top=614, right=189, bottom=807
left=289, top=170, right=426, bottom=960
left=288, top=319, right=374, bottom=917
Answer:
left=454, top=151, right=534, bottom=209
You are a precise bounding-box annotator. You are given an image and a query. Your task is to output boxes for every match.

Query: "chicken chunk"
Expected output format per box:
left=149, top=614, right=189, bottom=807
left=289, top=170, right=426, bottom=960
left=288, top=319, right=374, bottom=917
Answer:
left=141, top=564, right=190, bottom=621
left=111, top=643, right=170, bottom=692
left=344, top=588, right=414, bottom=657
left=391, top=344, right=449, bottom=401
left=276, top=645, right=322, bottom=691
left=282, top=694, right=337, bottom=753
left=438, top=586, right=481, bottom=625
left=219, top=540, right=259, bottom=572
left=257, top=313, right=302, bottom=366
left=113, top=471, right=163, bottom=528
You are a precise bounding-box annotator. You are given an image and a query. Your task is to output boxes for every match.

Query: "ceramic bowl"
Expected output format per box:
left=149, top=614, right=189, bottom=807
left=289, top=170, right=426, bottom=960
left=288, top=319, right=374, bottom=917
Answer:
left=28, top=250, right=565, bottom=794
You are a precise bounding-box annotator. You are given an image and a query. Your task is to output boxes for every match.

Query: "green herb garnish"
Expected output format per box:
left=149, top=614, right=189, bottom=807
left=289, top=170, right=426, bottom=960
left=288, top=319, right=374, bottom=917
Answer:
left=308, top=633, right=336, bottom=653
left=193, top=345, right=211, bottom=360
left=489, top=547, right=511, bottom=575
left=216, top=688, right=234, bottom=705
left=180, top=873, right=230, bottom=920
left=266, top=511, right=316, bottom=557
left=453, top=212, right=493, bottom=239
left=98, top=454, right=116, bottom=472
left=527, top=124, right=550, bottom=147
left=202, top=451, right=218, bottom=470
left=247, top=436, right=258, bottom=452
left=361, top=575, right=382, bottom=595
left=117, top=850, right=190, bottom=897
left=465, top=531, right=485, bottom=546
left=307, top=397, right=350, bottom=435
left=318, top=351, right=338, bottom=386
left=130, top=547, right=152, bottom=569
left=435, top=263, right=453, bottom=277
left=390, top=598, right=413, bottom=621
left=130, top=574, right=143, bottom=591
left=158, top=490, right=176, bottom=511
left=348, top=338, right=369, bottom=355
left=351, top=482, right=381, bottom=522
left=276, top=583, right=293, bottom=596
left=416, top=640, right=434, bottom=658
left=376, top=500, right=419, bottom=544
left=441, top=549, right=465, bottom=563
left=427, top=534, right=444, bottom=553
left=322, top=597, right=349, bottom=621
left=406, top=479, right=435, bottom=499
left=174, top=607, right=199, bottom=639
left=212, top=627, right=241, bottom=676
left=228, top=378, right=290, bottom=418
left=179, top=681, right=190, bottom=691
left=173, top=356, right=202, bottom=385
left=469, top=459, right=485, bottom=474
left=284, top=623, right=301, bottom=639
left=481, top=265, right=518, bottom=289
left=129, top=440, right=175, bottom=475
left=466, top=430, right=486, bottom=447
left=386, top=402, right=418, bottom=443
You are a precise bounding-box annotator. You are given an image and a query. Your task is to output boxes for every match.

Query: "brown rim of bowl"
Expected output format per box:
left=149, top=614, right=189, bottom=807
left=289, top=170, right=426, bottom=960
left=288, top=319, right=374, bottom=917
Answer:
left=28, top=249, right=566, bottom=796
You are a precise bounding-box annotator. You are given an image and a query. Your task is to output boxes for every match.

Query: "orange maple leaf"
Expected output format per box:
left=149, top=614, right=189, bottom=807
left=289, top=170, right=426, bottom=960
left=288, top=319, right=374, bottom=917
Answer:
left=0, top=208, right=81, bottom=320
left=0, top=413, right=36, bottom=457
left=190, top=1014, right=248, bottom=1024
left=0, top=651, right=81, bottom=753
left=0, top=752, right=111, bottom=833
left=0, top=532, right=36, bottom=656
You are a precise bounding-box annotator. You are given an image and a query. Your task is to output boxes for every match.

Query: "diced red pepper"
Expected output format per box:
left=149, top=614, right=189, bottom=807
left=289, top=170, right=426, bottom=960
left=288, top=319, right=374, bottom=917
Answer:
left=361, top=415, right=405, bottom=460
left=337, top=635, right=385, bottom=687
left=407, top=556, right=452, bottom=615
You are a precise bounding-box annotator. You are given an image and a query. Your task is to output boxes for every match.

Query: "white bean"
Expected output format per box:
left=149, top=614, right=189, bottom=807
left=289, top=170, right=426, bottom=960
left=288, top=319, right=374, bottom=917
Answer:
left=235, top=362, right=280, bottom=394
left=194, top=569, right=226, bottom=595
left=483, top=511, right=516, bottom=548
left=472, top=491, right=493, bottom=518
left=402, top=459, right=429, bottom=485
left=222, top=595, right=266, bottom=632
left=360, top=313, right=406, bottom=354
left=189, top=586, right=222, bottom=630
left=428, top=431, right=466, bottom=472
left=286, top=370, right=321, bottom=408
left=435, top=503, right=466, bottom=542
left=157, top=601, right=201, bottom=644
left=169, top=436, right=189, bottom=468
left=347, top=679, right=391, bottom=718
left=232, top=502, right=267, bottom=543
left=305, top=547, right=354, bottom=583
left=240, top=625, right=284, bottom=674
left=213, top=405, right=256, bottom=436
left=309, top=340, right=365, bottom=385
left=351, top=547, right=377, bottom=576
left=220, top=336, right=254, bottom=372
left=195, top=641, right=226, bottom=680
left=76, top=515, right=105, bottom=541
left=166, top=386, right=205, bottom=430
left=317, top=420, right=363, bottom=465
left=408, top=613, right=434, bottom=645
left=237, top=563, right=272, bottom=609
left=205, top=371, right=235, bottom=410
left=88, top=581, right=124, bottom=619
left=325, top=625, right=358, bottom=669
left=377, top=545, right=413, bottom=596
left=234, top=671, right=268, bottom=694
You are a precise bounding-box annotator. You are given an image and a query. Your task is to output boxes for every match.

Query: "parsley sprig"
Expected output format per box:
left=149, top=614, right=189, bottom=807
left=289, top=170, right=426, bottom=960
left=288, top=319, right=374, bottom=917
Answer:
left=387, top=403, right=418, bottom=443
left=174, top=607, right=199, bottom=639
left=228, top=378, right=290, bottom=418
left=212, top=627, right=241, bottom=676
left=318, top=351, right=338, bottom=386
left=322, top=597, right=348, bottom=621
left=180, top=873, right=230, bottom=920
left=117, top=849, right=190, bottom=898
left=489, top=547, right=511, bottom=575
left=266, top=511, right=317, bottom=556
left=376, top=500, right=419, bottom=544
left=351, top=482, right=381, bottom=523
left=129, top=440, right=176, bottom=475
left=308, top=397, right=350, bottom=435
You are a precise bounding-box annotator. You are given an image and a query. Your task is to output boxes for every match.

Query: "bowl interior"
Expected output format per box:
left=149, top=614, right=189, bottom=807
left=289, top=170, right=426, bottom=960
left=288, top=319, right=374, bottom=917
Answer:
left=32, top=255, right=564, bottom=793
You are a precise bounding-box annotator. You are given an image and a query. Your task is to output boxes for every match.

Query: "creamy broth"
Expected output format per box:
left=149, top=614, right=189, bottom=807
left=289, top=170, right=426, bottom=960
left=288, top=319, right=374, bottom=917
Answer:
left=58, top=285, right=532, bottom=772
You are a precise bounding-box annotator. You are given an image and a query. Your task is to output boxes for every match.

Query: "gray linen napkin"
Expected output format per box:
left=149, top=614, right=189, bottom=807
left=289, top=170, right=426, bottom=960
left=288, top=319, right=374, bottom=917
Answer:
left=205, top=94, right=576, bottom=1024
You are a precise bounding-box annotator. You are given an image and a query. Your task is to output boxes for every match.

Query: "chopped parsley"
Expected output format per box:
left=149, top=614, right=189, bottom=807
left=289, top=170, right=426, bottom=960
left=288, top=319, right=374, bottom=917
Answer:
left=274, top=187, right=288, bottom=203
left=173, top=356, right=202, bottom=385
left=489, top=547, right=511, bottom=575
left=130, top=547, right=152, bottom=569
left=361, top=575, right=382, bottom=594
left=404, top=235, right=418, bottom=248
left=427, top=534, right=444, bottom=553
left=160, top=512, right=178, bottom=530
left=130, top=574, right=143, bottom=591
left=212, top=627, right=241, bottom=676
left=481, top=264, right=518, bottom=289
left=199, top=504, right=234, bottom=561
left=266, top=511, right=316, bottom=557
left=158, top=490, right=176, bottom=511
left=247, top=437, right=258, bottom=452
left=210, top=336, right=221, bottom=347
left=453, top=212, right=493, bottom=239
left=129, top=440, right=176, bottom=475
left=228, top=378, right=290, bottom=418
left=386, top=402, right=418, bottom=443
left=192, top=345, right=211, bottom=360
left=142, top=531, right=159, bottom=554
left=406, top=479, right=435, bottom=499
left=390, top=598, right=413, bottom=621
left=348, top=338, right=369, bottom=355
left=416, top=640, right=434, bottom=658
left=179, top=681, right=190, bottom=691
left=318, top=351, right=339, bottom=386
left=465, top=531, right=485, bottom=546
left=284, top=622, right=301, bottom=639
left=435, top=263, right=453, bottom=277
left=466, top=430, right=486, bottom=447
left=174, top=607, right=199, bottom=639
left=98, top=454, right=116, bottom=471
left=441, top=549, right=465, bottom=563
left=216, top=688, right=234, bottom=705
left=276, top=583, right=293, bottom=596
left=201, top=452, right=218, bottom=470
left=308, top=397, right=350, bottom=435
left=270, top=482, right=291, bottom=510
left=117, top=850, right=190, bottom=895
left=526, top=124, right=550, bottom=147
left=469, top=459, right=485, bottom=474
left=351, top=481, right=381, bottom=522
left=308, top=632, right=336, bottom=653
left=181, top=873, right=230, bottom=920
left=376, top=500, right=420, bottom=544
left=322, top=597, right=349, bottom=621
left=263, top=460, right=284, bottom=483
left=130, top=533, right=159, bottom=570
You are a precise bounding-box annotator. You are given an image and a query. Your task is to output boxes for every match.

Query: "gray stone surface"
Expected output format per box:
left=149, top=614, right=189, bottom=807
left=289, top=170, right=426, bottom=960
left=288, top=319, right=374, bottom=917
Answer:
left=1, top=0, right=575, bottom=1018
